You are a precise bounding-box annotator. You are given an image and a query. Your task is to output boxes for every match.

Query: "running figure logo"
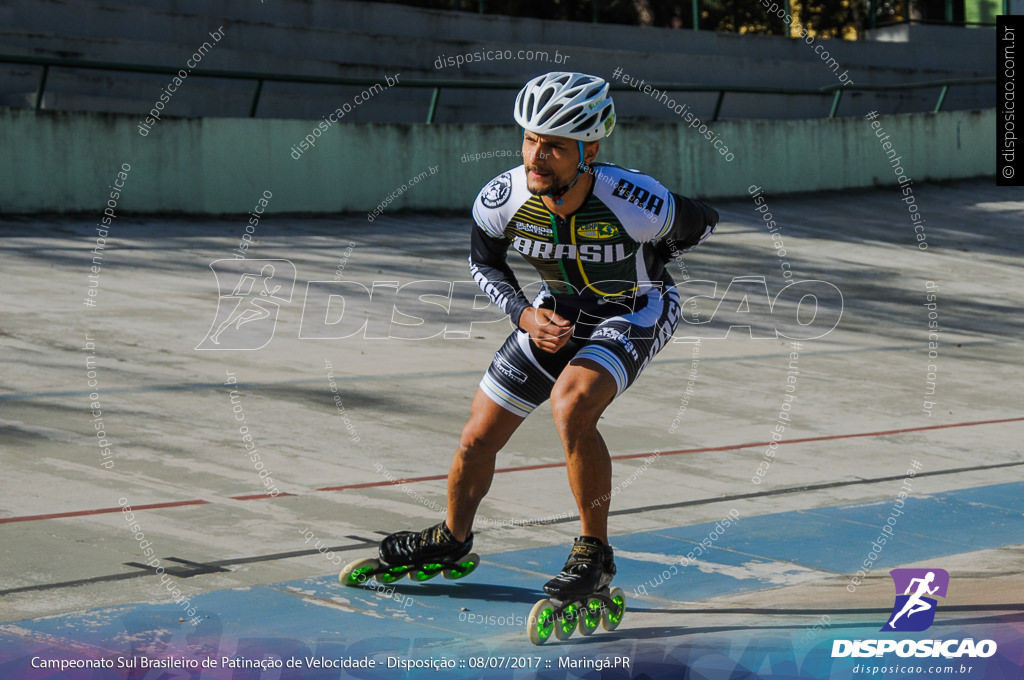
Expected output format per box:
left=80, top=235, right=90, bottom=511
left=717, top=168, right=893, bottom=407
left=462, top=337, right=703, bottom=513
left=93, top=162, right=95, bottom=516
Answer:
left=196, top=259, right=296, bottom=350
left=881, top=568, right=950, bottom=632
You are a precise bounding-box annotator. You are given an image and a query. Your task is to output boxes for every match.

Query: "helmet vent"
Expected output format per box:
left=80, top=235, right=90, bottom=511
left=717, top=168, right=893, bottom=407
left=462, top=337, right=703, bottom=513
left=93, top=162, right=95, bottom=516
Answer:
left=536, top=88, right=554, bottom=111
left=552, top=109, right=580, bottom=129
left=578, top=113, right=598, bottom=133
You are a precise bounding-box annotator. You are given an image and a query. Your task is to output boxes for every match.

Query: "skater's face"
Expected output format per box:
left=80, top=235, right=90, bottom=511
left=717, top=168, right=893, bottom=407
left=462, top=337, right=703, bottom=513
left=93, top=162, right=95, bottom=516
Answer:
left=522, top=131, right=598, bottom=197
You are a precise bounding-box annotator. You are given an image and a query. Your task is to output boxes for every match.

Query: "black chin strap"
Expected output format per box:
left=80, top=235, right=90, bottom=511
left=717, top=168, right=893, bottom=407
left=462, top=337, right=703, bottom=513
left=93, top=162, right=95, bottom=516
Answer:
left=546, top=140, right=587, bottom=206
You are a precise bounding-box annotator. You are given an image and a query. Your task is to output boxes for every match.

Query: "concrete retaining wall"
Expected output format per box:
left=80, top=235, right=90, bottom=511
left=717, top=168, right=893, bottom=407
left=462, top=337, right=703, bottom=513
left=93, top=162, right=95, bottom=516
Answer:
left=0, top=107, right=995, bottom=214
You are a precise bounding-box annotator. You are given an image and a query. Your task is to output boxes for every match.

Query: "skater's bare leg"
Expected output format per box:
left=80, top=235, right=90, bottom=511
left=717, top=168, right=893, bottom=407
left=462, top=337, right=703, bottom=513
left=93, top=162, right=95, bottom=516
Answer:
left=445, top=388, right=525, bottom=542
left=550, top=359, right=617, bottom=545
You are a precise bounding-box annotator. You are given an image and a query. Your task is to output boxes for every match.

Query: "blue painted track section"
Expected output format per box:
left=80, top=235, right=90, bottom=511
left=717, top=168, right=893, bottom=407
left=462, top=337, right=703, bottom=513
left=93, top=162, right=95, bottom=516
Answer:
left=2, top=482, right=1022, bottom=679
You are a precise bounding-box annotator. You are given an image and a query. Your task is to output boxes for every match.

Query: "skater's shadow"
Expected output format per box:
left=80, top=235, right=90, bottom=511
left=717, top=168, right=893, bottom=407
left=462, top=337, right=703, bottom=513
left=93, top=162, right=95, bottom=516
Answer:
left=389, top=582, right=542, bottom=605
left=607, top=607, right=1024, bottom=641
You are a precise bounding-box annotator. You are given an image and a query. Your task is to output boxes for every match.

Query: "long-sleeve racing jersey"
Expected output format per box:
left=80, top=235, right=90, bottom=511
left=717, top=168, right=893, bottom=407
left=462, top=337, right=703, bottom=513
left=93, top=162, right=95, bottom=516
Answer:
left=470, top=162, right=718, bottom=329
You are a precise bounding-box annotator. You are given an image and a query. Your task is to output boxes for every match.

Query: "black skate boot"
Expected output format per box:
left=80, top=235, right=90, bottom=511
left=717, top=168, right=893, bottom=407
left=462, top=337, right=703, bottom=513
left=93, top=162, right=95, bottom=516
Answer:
left=543, top=535, right=615, bottom=600
left=340, top=521, right=480, bottom=586
left=527, top=536, right=625, bottom=644
left=380, top=521, right=473, bottom=567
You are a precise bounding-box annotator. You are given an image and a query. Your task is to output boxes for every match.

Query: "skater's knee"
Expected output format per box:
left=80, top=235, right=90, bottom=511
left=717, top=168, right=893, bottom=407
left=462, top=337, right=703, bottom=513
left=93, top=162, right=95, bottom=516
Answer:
left=550, top=364, right=614, bottom=434
left=457, top=426, right=501, bottom=459
left=550, top=385, right=602, bottom=436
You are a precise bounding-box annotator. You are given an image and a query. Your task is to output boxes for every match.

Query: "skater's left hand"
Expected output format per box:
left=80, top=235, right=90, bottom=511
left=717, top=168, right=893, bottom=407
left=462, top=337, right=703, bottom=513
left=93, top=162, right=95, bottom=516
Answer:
left=519, top=306, right=574, bottom=353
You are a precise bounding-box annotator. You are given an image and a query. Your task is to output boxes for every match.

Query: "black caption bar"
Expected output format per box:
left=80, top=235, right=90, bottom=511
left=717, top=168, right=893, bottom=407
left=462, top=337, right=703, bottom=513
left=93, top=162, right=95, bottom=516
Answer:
left=998, top=15, right=1023, bottom=186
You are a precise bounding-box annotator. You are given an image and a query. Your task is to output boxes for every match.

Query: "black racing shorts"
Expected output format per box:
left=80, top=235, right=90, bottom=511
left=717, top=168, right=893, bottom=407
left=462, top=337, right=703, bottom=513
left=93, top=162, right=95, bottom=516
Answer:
left=479, top=286, right=681, bottom=417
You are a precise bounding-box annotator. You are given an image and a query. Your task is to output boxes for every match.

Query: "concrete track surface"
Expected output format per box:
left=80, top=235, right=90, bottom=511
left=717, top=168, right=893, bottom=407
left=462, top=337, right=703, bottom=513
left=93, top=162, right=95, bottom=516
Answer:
left=1, top=177, right=1022, bottom=679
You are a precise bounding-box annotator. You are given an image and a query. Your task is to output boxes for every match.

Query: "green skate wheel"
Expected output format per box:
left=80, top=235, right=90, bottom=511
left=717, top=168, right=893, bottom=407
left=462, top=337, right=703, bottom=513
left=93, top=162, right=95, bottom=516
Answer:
left=602, top=587, right=625, bottom=631
left=553, top=603, right=578, bottom=641
left=442, top=552, right=480, bottom=580
left=376, top=564, right=409, bottom=584
left=578, top=597, right=603, bottom=636
left=339, top=558, right=379, bottom=587
left=409, top=563, right=444, bottom=582
left=527, top=599, right=555, bottom=645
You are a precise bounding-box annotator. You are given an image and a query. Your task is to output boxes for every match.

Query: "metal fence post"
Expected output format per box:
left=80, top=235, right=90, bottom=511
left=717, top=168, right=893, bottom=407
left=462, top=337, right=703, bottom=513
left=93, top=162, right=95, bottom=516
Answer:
left=249, top=79, right=263, bottom=118
left=427, top=87, right=441, bottom=123
left=712, top=91, right=725, bottom=121
left=34, top=64, right=49, bottom=110
left=828, top=89, right=843, bottom=118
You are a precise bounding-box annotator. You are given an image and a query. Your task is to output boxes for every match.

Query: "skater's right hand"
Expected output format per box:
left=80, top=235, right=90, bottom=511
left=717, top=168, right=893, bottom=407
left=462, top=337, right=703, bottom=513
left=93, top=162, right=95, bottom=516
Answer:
left=519, top=306, right=573, bottom=353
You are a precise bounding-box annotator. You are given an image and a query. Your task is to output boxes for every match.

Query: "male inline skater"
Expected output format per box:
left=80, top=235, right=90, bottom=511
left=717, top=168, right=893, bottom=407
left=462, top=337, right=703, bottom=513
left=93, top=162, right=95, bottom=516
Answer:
left=370, top=72, right=718, bottom=601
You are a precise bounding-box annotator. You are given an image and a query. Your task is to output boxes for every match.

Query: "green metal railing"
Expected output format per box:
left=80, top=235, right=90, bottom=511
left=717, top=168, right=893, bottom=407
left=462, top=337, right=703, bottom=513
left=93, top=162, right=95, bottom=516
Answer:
left=0, top=54, right=994, bottom=123
left=600, top=77, right=993, bottom=122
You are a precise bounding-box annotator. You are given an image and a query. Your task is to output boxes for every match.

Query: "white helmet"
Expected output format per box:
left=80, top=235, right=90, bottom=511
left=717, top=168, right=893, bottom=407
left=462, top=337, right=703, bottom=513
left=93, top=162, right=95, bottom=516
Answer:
left=514, top=72, right=616, bottom=141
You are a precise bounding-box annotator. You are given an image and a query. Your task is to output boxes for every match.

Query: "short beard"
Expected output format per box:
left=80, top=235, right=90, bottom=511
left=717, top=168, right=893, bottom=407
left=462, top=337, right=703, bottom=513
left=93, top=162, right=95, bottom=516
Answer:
left=525, top=166, right=581, bottom=198
left=527, top=179, right=574, bottom=198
